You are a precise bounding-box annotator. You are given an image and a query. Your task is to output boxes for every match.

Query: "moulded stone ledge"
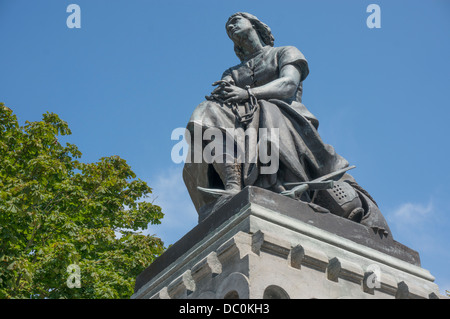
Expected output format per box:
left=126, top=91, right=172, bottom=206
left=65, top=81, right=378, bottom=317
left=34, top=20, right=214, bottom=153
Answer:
left=300, top=246, right=330, bottom=272
left=167, top=270, right=196, bottom=299
left=216, top=231, right=253, bottom=264
left=378, top=272, right=397, bottom=296
left=288, top=245, right=305, bottom=270
left=150, top=287, right=170, bottom=299
left=326, top=257, right=364, bottom=284
left=191, top=252, right=222, bottom=282
left=251, top=230, right=291, bottom=259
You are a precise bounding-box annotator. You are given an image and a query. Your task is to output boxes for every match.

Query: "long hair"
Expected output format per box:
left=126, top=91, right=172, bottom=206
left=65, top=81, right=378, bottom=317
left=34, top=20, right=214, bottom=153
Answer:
left=226, top=12, right=275, bottom=62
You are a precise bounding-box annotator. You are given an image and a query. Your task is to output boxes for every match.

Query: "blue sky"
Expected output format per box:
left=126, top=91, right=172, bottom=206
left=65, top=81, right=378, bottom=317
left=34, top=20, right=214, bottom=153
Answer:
left=1, top=0, right=449, bottom=295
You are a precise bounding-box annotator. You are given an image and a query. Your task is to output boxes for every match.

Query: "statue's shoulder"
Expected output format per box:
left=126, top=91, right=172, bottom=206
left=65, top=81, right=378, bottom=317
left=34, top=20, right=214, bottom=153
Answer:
left=274, top=45, right=306, bottom=60
left=274, top=45, right=298, bottom=51
left=273, top=46, right=309, bottom=81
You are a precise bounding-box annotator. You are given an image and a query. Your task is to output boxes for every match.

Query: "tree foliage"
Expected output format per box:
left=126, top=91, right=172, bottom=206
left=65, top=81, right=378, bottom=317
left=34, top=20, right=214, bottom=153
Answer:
left=0, top=104, right=164, bottom=298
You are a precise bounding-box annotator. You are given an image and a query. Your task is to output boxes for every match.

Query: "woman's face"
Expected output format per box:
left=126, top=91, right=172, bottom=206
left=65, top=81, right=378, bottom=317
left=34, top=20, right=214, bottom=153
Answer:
left=226, top=15, right=254, bottom=41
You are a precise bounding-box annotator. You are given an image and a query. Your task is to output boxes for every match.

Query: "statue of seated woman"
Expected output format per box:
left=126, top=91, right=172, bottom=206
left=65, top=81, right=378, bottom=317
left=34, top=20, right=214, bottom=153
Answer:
left=182, top=12, right=390, bottom=237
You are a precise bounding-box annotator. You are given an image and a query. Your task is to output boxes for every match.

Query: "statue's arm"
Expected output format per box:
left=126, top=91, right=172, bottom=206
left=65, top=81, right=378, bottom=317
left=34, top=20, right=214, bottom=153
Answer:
left=214, top=64, right=301, bottom=104
left=251, top=64, right=301, bottom=101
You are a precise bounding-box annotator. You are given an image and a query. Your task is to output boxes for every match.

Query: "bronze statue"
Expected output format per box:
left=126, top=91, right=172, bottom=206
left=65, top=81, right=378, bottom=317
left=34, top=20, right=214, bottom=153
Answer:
left=183, top=12, right=390, bottom=236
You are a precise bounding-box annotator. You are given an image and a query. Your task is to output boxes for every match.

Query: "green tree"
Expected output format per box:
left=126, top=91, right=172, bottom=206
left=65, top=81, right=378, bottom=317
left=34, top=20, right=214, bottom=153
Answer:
left=0, top=104, right=164, bottom=298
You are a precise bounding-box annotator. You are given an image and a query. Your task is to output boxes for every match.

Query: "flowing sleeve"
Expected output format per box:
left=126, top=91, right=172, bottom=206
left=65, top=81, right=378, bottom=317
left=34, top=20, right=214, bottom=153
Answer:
left=277, top=46, right=309, bottom=82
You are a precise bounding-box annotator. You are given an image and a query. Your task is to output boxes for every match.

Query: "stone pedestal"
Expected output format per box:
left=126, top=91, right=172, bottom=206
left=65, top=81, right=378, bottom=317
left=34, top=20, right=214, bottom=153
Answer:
left=132, top=187, right=443, bottom=299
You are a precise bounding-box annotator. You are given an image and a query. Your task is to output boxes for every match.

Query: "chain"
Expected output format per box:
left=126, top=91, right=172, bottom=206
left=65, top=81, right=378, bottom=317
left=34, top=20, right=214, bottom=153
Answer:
left=231, top=85, right=259, bottom=126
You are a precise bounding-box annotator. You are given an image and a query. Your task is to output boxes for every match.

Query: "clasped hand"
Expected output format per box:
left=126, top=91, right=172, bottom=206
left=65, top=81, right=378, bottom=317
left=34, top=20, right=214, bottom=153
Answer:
left=207, top=80, right=249, bottom=104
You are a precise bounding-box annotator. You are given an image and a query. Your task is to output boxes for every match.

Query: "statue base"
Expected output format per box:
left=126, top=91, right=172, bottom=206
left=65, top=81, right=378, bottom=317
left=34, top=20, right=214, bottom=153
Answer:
left=132, top=187, right=443, bottom=299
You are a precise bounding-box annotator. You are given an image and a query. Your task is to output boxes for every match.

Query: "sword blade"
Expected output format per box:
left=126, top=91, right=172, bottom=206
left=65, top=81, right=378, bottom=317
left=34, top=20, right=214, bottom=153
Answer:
left=283, top=165, right=356, bottom=187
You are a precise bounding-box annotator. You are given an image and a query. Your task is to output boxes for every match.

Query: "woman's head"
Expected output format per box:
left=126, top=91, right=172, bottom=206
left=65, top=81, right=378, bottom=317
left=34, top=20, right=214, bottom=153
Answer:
left=226, top=12, right=274, bottom=61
